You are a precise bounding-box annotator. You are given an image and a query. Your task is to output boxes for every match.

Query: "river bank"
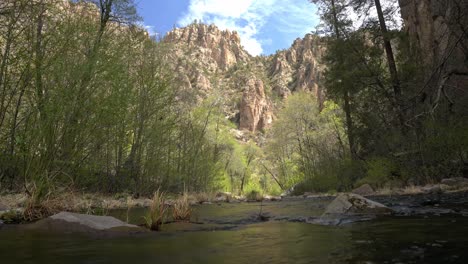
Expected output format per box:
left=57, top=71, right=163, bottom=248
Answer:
left=1, top=177, right=468, bottom=225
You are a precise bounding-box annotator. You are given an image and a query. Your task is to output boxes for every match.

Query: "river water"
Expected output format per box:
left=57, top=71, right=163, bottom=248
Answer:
left=1, top=198, right=467, bottom=263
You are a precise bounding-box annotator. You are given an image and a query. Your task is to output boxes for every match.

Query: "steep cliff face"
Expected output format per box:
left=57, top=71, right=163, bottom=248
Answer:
left=239, top=79, right=272, bottom=132
left=162, top=24, right=324, bottom=133
left=164, top=23, right=250, bottom=72
left=269, top=34, right=326, bottom=104
left=399, top=0, right=467, bottom=86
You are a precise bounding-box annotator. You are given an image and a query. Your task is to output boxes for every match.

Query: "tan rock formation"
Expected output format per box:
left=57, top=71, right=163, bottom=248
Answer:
left=162, top=24, right=325, bottom=133
left=269, top=34, right=326, bottom=105
left=239, top=79, right=272, bottom=132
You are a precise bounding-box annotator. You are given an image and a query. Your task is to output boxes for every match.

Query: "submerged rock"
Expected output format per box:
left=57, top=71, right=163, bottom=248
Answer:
left=352, top=184, right=375, bottom=196
left=30, top=212, right=142, bottom=233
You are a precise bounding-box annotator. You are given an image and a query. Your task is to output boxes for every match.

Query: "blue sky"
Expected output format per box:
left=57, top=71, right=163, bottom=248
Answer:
left=135, top=0, right=320, bottom=56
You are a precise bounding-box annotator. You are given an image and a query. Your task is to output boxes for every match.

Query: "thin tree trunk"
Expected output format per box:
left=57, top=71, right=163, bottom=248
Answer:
left=330, top=0, right=357, bottom=159
left=373, top=0, right=406, bottom=131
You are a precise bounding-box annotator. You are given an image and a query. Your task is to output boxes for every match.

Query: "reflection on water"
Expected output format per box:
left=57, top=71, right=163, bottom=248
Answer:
left=1, top=200, right=467, bottom=264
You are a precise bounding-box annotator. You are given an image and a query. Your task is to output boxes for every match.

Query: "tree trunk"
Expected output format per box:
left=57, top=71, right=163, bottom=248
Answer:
left=331, top=0, right=357, bottom=159
left=373, top=0, right=406, bottom=131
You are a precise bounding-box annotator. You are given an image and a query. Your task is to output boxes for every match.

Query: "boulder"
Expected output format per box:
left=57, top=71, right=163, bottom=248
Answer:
left=0, top=202, right=8, bottom=211
left=31, top=212, right=141, bottom=233
left=322, top=193, right=393, bottom=216
left=352, top=184, right=375, bottom=196
left=441, top=177, right=468, bottom=189
left=215, top=192, right=232, bottom=202
left=310, top=193, right=393, bottom=226
left=422, top=185, right=443, bottom=194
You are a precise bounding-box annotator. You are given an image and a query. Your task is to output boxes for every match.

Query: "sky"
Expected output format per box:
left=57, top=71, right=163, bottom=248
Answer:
left=135, top=0, right=320, bottom=56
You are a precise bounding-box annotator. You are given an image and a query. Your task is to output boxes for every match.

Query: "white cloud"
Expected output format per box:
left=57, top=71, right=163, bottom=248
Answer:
left=177, top=0, right=318, bottom=56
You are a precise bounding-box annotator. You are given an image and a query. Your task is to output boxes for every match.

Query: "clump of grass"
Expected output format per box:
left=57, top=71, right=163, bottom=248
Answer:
left=143, top=190, right=168, bottom=231
left=173, top=190, right=192, bottom=222
left=126, top=197, right=134, bottom=223
left=23, top=179, right=55, bottom=222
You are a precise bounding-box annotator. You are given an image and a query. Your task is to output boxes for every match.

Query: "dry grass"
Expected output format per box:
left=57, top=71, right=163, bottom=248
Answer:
left=143, top=190, right=168, bottom=231
left=173, top=190, right=192, bottom=222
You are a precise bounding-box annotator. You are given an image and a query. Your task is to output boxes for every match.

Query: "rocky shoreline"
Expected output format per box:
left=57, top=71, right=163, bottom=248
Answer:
left=1, top=177, right=468, bottom=227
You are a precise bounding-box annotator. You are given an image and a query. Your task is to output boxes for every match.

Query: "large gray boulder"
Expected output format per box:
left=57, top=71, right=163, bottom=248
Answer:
left=31, top=212, right=142, bottom=233
left=309, top=193, right=393, bottom=225
left=323, top=193, right=393, bottom=216
left=352, top=184, right=375, bottom=196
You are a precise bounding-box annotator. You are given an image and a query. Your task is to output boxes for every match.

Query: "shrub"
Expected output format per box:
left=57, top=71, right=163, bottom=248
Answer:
left=246, top=190, right=263, bottom=201
left=356, top=157, right=400, bottom=189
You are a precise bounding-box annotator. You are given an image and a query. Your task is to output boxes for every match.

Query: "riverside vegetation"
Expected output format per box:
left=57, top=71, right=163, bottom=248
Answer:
left=0, top=0, right=467, bottom=232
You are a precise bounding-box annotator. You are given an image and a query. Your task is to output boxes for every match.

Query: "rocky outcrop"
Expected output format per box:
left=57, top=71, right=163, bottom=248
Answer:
left=399, top=0, right=468, bottom=103
left=239, top=79, right=273, bottom=132
left=163, top=24, right=325, bottom=133
left=399, top=0, right=467, bottom=70
left=164, top=23, right=250, bottom=71
left=269, top=34, right=326, bottom=105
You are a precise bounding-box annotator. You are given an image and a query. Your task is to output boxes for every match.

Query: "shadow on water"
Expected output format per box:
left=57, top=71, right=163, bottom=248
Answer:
left=1, top=199, right=467, bottom=264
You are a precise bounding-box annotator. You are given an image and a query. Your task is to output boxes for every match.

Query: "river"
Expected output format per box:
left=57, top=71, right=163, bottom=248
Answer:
left=1, top=197, right=467, bottom=263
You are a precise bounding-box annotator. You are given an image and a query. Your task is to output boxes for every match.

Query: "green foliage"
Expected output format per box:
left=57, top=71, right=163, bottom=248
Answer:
left=267, top=92, right=352, bottom=193
left=356, top=158, right=399, bottom=189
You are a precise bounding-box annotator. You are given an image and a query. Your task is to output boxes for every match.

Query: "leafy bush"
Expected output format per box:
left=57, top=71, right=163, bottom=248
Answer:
left=356, top=157, right=400, bottom=189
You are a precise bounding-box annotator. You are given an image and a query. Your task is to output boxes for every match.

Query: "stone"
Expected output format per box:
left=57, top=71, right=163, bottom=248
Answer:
left=441, top=178, right=468, bottom=188
left=31, top=212, right=141, bottom=232
left=263, top=195, right=282, bottom=201
left=214, top=192, right=232, bottom=202
left=352, top=184, right=375, bottom=196
left=322, top=193, right=393, bottom=216
left=0, top=202, right=8, bottom=211
left=422, top=185, right=443, bottom=194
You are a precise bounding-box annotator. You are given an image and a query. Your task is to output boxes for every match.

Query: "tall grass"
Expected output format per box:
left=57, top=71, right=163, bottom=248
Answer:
left=23, top=179, right=55, bottom=222
left=173, top=189, right=192, bottom=222
left=143, top=190, right=168, bottom=231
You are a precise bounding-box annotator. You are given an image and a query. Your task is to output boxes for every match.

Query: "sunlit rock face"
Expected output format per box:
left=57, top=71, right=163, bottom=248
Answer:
left=163, top=23, right=250, bottom=71
left=162, top=24, right=325, bottom=133
left=269, top=34, right=326, bottom=106
left=239, top=79, right=273, bottom=132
